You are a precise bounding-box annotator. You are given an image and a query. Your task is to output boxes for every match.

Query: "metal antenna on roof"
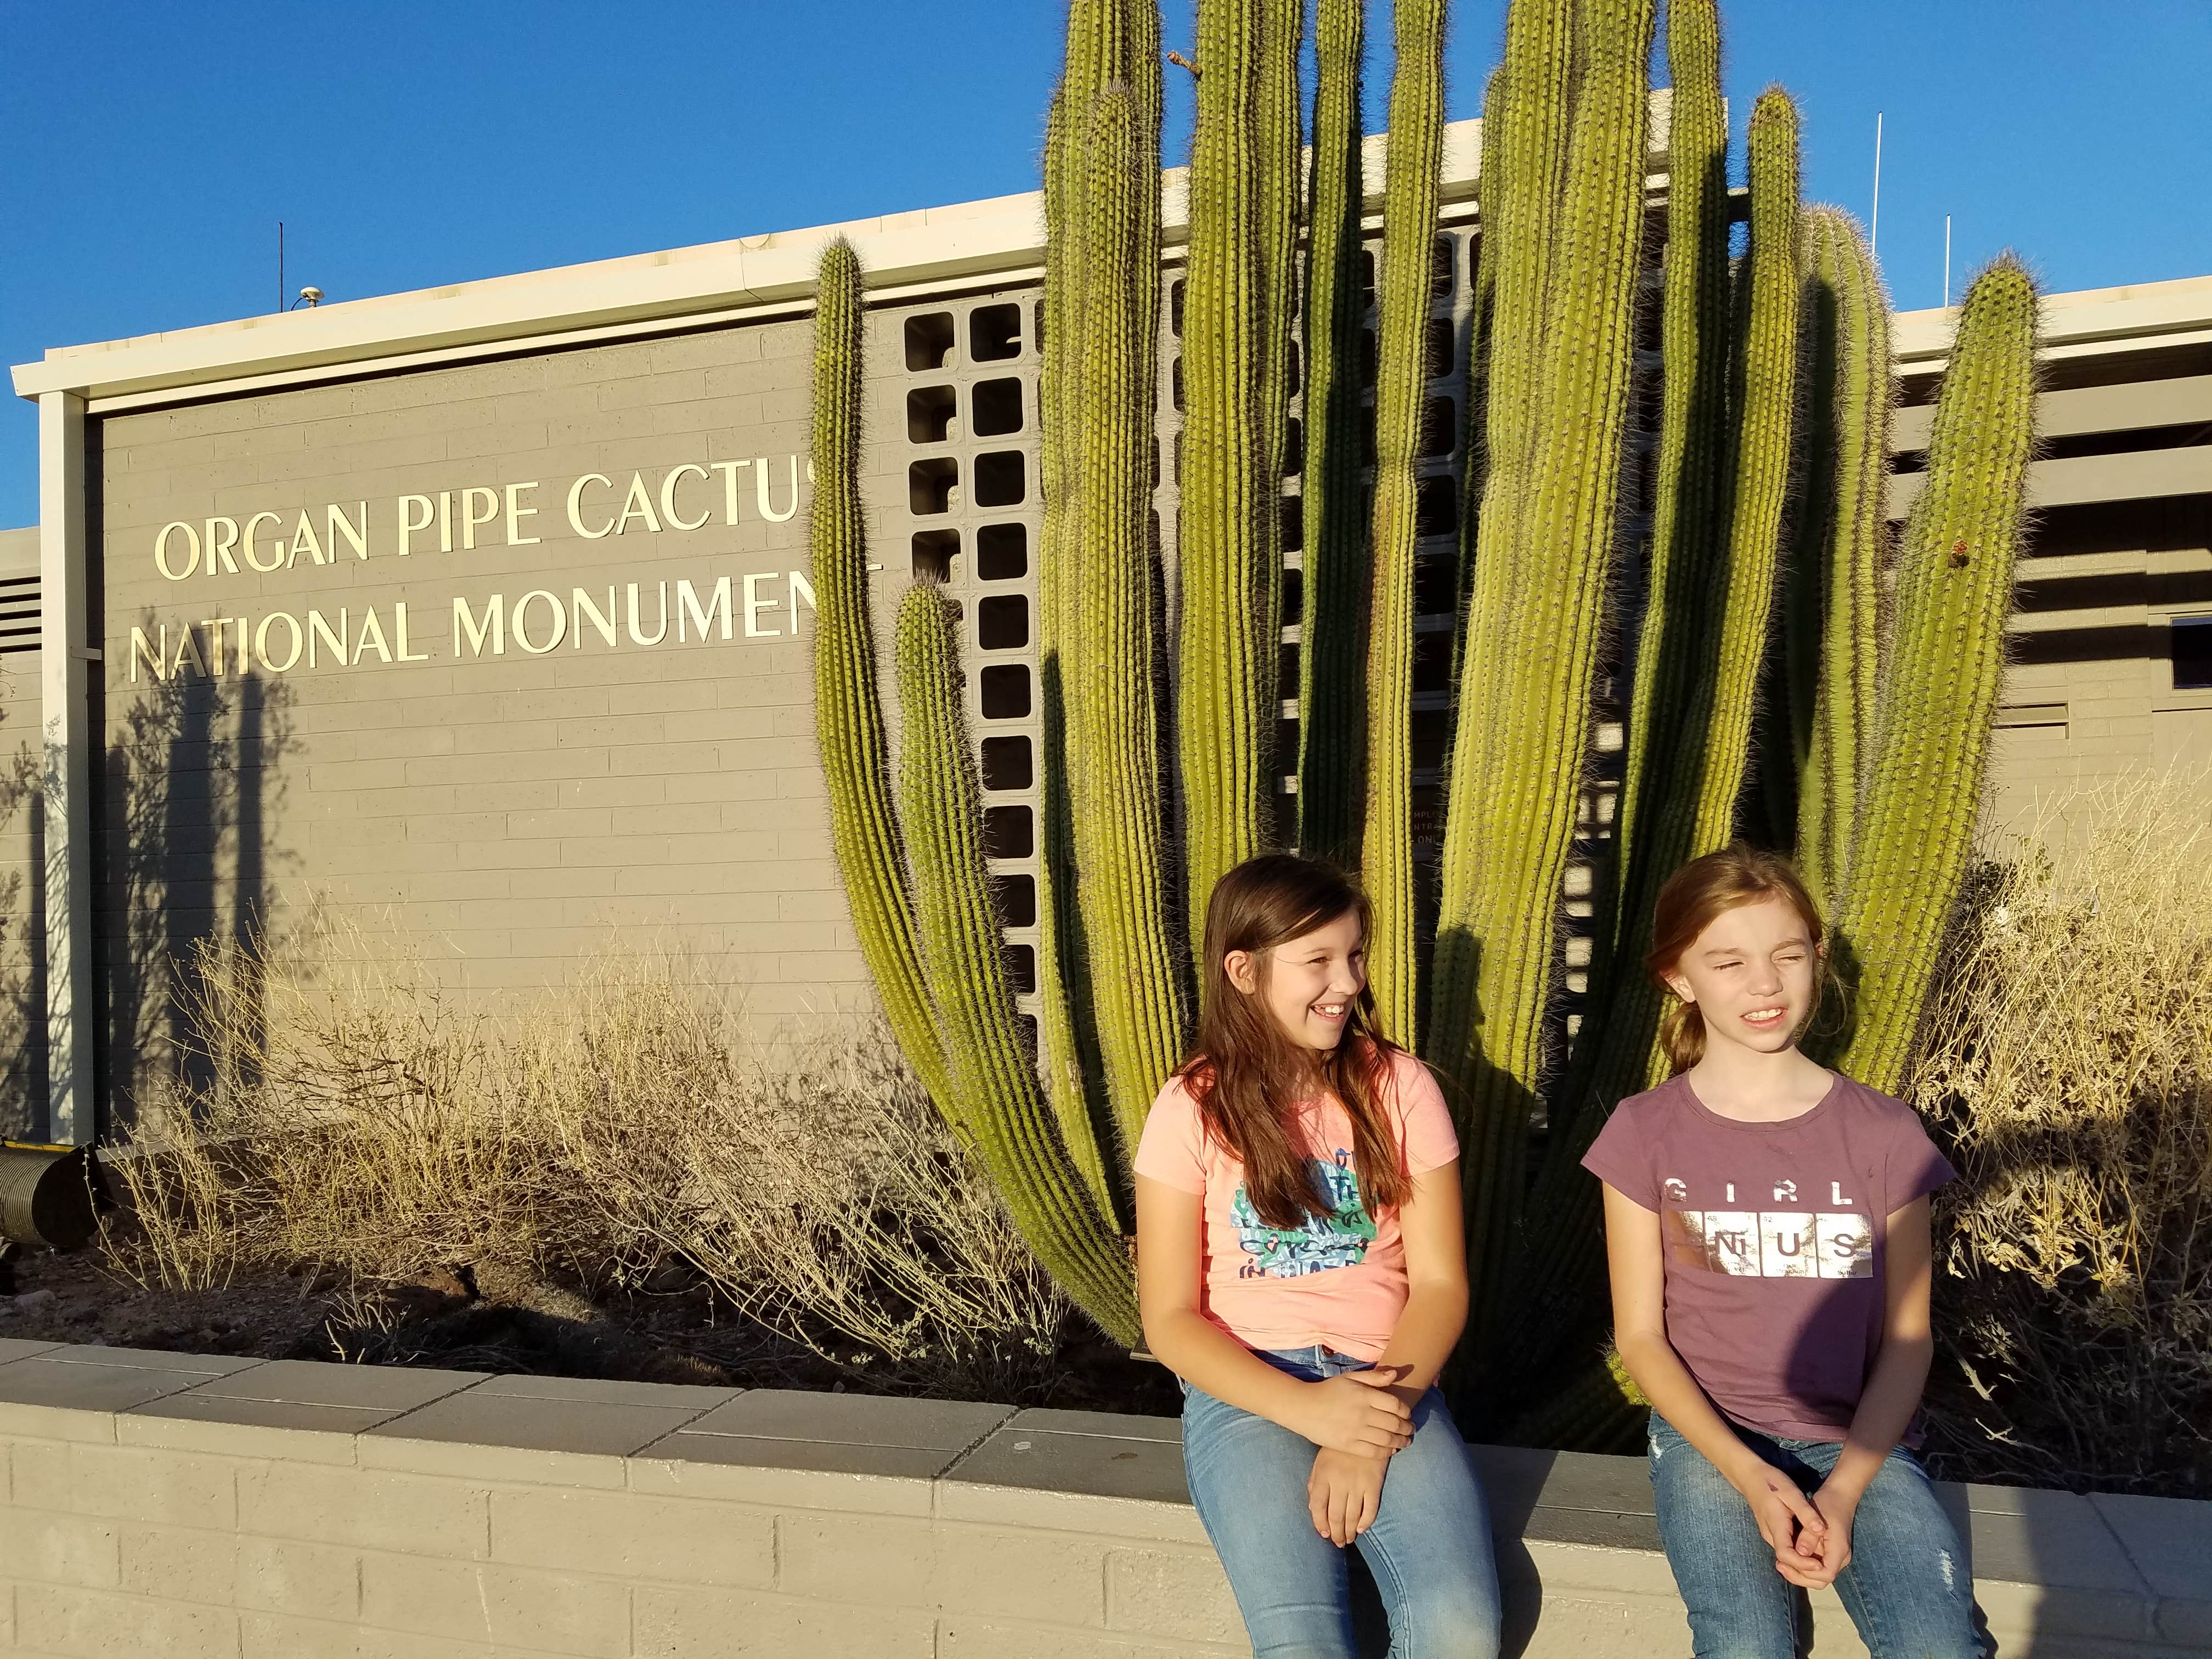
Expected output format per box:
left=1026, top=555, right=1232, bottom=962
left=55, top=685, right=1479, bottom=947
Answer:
left=278, top=222, right=285, bottom=315
left=1870, top=114, right=1883, bottom=257
left=1944, top=214, right=1952, bottom=308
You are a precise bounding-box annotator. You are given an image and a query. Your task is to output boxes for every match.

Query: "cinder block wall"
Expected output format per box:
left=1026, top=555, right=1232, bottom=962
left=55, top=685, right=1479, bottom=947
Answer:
left=0, top=1339, right=2204, bottom=1658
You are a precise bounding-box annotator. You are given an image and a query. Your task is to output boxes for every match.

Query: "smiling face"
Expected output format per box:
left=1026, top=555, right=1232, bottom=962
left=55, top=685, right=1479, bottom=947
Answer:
left=1224, top=907, right=1367, bottom=1056
left=1663, top=893, right=1822, bottom=1058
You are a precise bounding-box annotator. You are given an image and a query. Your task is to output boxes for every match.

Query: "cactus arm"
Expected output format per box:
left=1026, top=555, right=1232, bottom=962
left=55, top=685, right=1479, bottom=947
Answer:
left=894, top=585, right=1142, bottom=1343
left=1178, top=0, right=1293, bottom=953
left=1294, top=0, right=1369, bottom=866
left=1832, top=258, right=2039, bottom=1093
left=1613, top=0, right=1729, bottom=926
left=1359, top=0, right=1446, bottom=1043
left=1788, top=208, right=1892, bottom=905
left=1068, top=87, right=1189, bottom=1159
left=806, top=240, right=956, bottom=1116
left=1448, top=66, right=1511, bottom=697
left=1429, top=0, right=1659, bottom=1344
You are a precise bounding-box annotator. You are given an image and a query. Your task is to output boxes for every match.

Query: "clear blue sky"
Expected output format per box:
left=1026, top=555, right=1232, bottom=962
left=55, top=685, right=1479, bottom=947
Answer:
left=5, top=1, right=2208, bottom=529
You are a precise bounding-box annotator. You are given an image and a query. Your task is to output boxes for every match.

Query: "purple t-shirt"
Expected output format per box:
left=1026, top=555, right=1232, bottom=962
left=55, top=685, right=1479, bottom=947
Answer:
left=1582, top=1070, right=1954, bottom=1442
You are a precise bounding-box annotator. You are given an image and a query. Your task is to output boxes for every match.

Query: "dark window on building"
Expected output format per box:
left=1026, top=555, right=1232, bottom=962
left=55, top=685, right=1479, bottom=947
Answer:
left=995, top=873, right=1038, bottom=928
left=976, top=522, right=1028, bottom=581
left=970, top=303, right=1023, bottom=361
left=981, top=735, right=1032, bottom=791
left=984, top=804, right=1035, bottom=860
left=2175, top=617, right=2212, bottom=689
left=909, top=458, right=958, bottom=515
left=980, top=663, right=1031, bottom=719
left=978, top=593, right=1030, bottom=650
left=1005, top=943, right=1038, bottom=996
left=973, top=451, right=1026, bottom=509
left=972, top=377, right=1024, bottom=437
left=905, top=312, right=956, bottom=371
left=907, top=385, right=957, bottom=444
left=912, top=529, right=958, bottom=583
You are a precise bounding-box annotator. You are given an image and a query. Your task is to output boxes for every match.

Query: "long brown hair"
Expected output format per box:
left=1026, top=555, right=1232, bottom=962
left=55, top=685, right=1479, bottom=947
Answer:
left=1647, top=843, right=1830, bottom=1074
left=1177, top=855, right=1409, bottom=1228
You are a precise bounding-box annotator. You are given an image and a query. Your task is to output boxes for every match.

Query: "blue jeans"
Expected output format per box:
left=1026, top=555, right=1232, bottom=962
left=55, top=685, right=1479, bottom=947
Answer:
left=1180, top=1345, right=1502, bottom=1659
left=1648, top=1413, right=1982, bottom=1659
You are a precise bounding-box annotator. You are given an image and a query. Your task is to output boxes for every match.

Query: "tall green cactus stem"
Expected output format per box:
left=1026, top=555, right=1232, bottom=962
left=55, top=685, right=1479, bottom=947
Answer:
left=1068, top=86, right=1187, bottom=1155
left=1498, top=91, right=1802, bottom=1385
left=806, top=240, right=954, bottom=1118
left=1254, top=0, right=1301, bottom=718
left=1613, top=0, right=1729, bottom=934
left=1428, top=0, right=1658, bottom=1341
left=1784, top=208, right=1892, bottom=905
left=1359, top=0, right=1445, bottom=1043
left=1179, top=0, right=1294, bottom=954
left=1448, top=66, right=1511, bottom=695
left=1443, top=0, right=1576, bottom=746
left=1294, top=0, right=1368, bottom=866
left=893, top=585, right=1141, bottom=1343
left=1832, top=258, right=2038, bottom=1093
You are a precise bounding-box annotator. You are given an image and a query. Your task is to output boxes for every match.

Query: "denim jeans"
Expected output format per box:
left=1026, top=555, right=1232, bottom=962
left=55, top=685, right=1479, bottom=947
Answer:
left=1180, top=1345, right=1502, bottom=1659
left=1647, top=1413, right=1982, bottom=1659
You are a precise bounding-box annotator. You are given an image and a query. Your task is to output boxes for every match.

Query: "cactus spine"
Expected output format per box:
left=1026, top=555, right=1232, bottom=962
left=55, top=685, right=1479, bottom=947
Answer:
left=1429, top=0, right=1658, bottom=1338
left=807, top=240, right=955, bottom=1118
left=1782, top=208, right=1892, bottom=904
left=1831, top=258, right=2040, bottom=1093
left=1359, top=0, right=1445, bottom=1042
left=1068, top=84, right=1187, bottom=1154
left=1178, top=0, right=1299, bottom=950
left=893, top=585, right=1140, bottom=1342
left=1294, top=0, right=1368, bottom=866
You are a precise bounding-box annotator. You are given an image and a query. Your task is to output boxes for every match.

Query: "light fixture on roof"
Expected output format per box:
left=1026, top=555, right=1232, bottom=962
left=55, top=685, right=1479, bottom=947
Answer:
left=290, top=286, right=324, bottom=310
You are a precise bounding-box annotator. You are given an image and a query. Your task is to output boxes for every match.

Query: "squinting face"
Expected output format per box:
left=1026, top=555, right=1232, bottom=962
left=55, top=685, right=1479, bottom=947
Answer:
left=1228, top=909, right=1367, bottom=1054
left=1664, top=894, right=1821, bottom=1057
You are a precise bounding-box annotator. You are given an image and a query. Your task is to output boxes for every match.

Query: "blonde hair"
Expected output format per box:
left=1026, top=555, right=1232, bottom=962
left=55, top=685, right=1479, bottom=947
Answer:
left=1646, top=844, right=1829, bottom=1073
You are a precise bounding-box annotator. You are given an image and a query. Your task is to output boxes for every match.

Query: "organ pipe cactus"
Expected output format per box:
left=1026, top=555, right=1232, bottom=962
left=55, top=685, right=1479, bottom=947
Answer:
left=1178, top=0, right=1300, bottom=952
left=1294, top=0, right=1369, bottom=867
left=806, top=240, right=955, bottom=1119
left=1429, top=0, right=1658, bottom=1339
left=893, top=585, right=1142, bottom=1341
left=1780, top=208, right=1893, bottom=905
left=1359, top=0, right=1445, bottom=1044
left=1830, top=258, right=2040, bottom=1093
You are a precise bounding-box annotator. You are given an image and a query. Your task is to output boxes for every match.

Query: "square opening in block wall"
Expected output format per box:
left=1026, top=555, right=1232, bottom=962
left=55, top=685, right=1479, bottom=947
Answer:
left=907, top=386, right=958, bottom=444
left=1360, top=250, right=1377, bottom=309
left=1172, top=357, right=1185, bottom=411
left=976, top=522, right=1028, bottom=580
left=973, top=450, right=1026, bottom=508
left=912, top=528, right=960, bottom=583
left=1014, top=1011, right=1039, bottom=1052
left=1171, top=278, right=1186, bottom=336
left=1413, top=627, right=1452, bottom=692
left=980, top=663, right=1032, bottom=719
left=1279, top=495, right=1304, bottom=553
left=2175, top=618, right=2212, bottom=689
left=1283, top=417, right=1305, bottom=475
left=1432, top=235, right=1455, bottom=297
left=978, top=593, right=1030, bottom=650
left=984, top=804, right=1035, bottom=860
left=981, top=735, right=1032, bottom=791
left=905, top=312, right=956, bottom=371
left=1413, top=552, right=1457, bottom=614
left=1421, top=397, right=1455, bottom=457
left=1417, top=476, right=1457, bottom=539
left=1426, top=317, right=1455, bottom=380
left=995, top=873, right=1038, bottom=928
left=1282, top=566, right=1303, bottom=617
left=1278, top=642, right=1299, bottom=701
left=909, top=457, right=960, bottom=515
left=1361, top=330, right=1377, bottom=388
left=972, top=378, right=1024, bottom=437
left=970, top=303, right=1023, bottom=361
left=1006, top=943, right=1037, bottom=997
left=1287, top=340, right=1302, bottom=396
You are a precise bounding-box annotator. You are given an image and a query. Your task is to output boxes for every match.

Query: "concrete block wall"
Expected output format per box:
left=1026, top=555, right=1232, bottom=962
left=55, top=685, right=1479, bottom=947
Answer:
left=0, top=1338, right=2204, bottom=1658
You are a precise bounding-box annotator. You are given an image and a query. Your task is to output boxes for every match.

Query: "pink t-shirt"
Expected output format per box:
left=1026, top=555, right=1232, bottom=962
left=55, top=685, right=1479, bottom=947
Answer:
left=1133, top=1047, right=1459, bottom=1361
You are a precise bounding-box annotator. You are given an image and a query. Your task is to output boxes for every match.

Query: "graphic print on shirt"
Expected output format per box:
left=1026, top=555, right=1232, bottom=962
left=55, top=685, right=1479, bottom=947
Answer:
left=1229, top=1150, right=1378, bottom=1279
left=1661, top=1173, right=1873, bottom=1279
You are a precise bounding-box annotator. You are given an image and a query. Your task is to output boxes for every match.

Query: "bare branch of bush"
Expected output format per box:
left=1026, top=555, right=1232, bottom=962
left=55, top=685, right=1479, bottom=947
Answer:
left=101, top=916, right=1069, bottom=1397
left=1912, top=771, right=2212, bottom=1496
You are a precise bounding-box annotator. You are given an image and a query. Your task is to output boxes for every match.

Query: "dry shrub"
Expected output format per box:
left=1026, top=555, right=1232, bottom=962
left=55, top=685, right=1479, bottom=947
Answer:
left=1911, top=771, right=2212, bottom=1496
left=105, top=915, right=1067, bottom=1391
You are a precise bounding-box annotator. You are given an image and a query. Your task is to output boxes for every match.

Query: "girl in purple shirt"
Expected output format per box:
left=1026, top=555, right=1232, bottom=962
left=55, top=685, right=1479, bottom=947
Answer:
left=1585, top=844, right=1982, bottom=1659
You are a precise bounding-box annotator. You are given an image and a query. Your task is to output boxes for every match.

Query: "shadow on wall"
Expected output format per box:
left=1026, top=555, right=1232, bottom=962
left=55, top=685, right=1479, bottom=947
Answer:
left=99, top=629, right=295, bottom=1135
left=0, top=661, right=45, bottom=1139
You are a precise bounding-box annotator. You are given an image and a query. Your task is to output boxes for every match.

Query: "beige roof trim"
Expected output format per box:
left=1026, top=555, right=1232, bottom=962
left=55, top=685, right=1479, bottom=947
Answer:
left=1893, top=272, right=2212, bottom=373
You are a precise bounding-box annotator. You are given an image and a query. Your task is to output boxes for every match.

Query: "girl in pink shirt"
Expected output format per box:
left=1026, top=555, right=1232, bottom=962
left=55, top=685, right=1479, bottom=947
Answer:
left=1135, top=855, right=1499, bottom=1659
